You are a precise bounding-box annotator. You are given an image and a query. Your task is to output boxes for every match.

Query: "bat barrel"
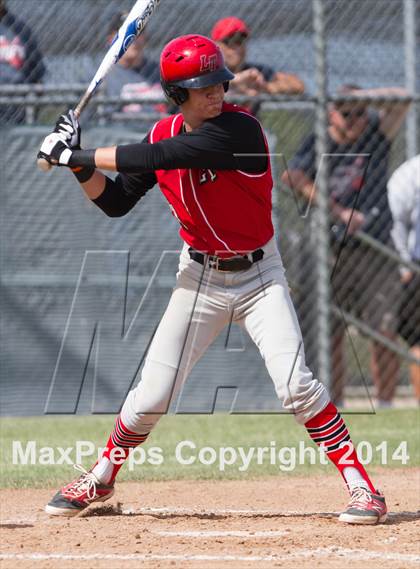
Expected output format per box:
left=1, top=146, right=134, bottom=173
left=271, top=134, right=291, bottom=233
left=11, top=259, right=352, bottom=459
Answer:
left=36, top=0, right=162, bottom=173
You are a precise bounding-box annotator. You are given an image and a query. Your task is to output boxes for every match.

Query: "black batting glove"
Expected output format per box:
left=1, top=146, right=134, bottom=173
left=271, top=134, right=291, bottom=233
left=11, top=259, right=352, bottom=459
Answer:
left=54, top=109, right=81, bottom=149
left=37, top=132, right=73, bottom=166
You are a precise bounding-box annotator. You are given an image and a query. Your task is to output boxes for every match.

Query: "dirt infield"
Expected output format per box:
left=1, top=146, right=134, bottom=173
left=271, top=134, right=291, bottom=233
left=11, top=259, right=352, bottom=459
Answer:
left=1, top=469, right=419, bottom=569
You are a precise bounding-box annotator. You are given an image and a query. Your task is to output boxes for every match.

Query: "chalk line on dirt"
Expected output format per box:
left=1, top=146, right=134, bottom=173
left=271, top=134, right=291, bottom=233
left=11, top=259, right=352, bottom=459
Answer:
left=1, top=548, right=419, bottom=564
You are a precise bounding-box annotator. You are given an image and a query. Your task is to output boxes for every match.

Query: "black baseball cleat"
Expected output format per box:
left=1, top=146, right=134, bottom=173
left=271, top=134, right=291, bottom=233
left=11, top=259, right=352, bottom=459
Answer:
left=45, top=464, right=115, bottom=517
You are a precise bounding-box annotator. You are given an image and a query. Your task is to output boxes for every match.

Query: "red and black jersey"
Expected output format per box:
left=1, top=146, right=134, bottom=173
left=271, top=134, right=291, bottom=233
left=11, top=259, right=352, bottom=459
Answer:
left=149, top=104, right=273, bottom=254
left=93, top=102, right=274, bottom=255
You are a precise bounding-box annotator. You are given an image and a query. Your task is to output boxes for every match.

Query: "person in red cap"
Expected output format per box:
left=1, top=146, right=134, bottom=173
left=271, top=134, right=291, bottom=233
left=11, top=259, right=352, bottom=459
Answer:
left=211, top=16, right=304, bottom=101
left=39, top=34, right=387, bottom=526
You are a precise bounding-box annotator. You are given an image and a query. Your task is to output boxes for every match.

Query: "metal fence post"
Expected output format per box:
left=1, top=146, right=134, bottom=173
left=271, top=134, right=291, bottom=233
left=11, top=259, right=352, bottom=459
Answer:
left=313, top=0, right=331, bottom=390
left=404, top=0, right=418, bottom=158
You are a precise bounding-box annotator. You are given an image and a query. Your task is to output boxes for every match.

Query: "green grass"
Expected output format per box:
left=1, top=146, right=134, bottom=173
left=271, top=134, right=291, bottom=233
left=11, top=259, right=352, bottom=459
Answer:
left=0, top=410, right=418, bottom=488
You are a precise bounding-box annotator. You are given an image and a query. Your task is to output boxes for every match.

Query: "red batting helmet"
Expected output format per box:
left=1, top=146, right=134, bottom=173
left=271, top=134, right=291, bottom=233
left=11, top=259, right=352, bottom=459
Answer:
left=160, top=34, right=234, bottom=105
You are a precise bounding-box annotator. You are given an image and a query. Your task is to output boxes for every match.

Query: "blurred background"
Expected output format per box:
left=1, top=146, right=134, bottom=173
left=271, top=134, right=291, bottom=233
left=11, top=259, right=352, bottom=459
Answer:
left=1, top=0, right=419, bottom=416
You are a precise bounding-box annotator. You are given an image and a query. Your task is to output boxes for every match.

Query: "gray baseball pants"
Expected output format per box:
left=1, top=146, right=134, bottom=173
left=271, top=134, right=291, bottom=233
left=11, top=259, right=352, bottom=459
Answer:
left=120, top=237, right=330, bottom=434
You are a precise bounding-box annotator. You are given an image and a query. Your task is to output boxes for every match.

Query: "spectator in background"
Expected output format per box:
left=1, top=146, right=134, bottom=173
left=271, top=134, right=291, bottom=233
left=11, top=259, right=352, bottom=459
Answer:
left=0, top=0, right=45, bottom=123
left=282, top=84, right=410, bottom=407
left=103, top=11, right=164, bottom=122
left=211, top=16, right=304, bottom=114
left=387, top=155, right=420, bottom=405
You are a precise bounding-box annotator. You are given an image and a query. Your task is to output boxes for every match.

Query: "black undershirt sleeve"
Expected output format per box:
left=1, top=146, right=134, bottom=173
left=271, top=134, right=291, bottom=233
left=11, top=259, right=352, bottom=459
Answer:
left=115, top=112, right=268, bottom=173
left=92, top=134, right=157, bottom=217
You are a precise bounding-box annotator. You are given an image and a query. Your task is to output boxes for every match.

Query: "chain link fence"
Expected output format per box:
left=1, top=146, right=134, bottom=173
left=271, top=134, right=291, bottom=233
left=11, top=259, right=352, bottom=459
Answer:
left=1, top=0, right=419, bottom=415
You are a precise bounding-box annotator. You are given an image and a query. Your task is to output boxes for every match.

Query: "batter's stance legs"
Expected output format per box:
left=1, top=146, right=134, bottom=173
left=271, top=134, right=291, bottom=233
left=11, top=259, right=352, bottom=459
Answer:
left=45, top=243, right=387, bottom=523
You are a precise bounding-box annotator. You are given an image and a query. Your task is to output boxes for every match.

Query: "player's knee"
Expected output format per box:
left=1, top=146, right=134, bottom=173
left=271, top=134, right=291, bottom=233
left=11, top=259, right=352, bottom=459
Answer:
left=280, top=375, right=328, bottom=416
left=267, top=352, right=329, bottom=421
left=120, top=359, right=187, bottom=431
left=275, top=368, right=313, bottom=406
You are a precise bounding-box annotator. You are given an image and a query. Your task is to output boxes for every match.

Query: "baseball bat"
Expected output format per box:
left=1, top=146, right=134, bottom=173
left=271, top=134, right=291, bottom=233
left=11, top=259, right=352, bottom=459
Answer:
left=37, top=0, right=161, bottom=172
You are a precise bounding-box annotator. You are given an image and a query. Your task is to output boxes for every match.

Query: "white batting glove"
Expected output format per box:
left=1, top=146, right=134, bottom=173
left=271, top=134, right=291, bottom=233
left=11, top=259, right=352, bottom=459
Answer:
left=37, top=132, right=73, bottom=166
left=54, top=110, right=81, bottom=148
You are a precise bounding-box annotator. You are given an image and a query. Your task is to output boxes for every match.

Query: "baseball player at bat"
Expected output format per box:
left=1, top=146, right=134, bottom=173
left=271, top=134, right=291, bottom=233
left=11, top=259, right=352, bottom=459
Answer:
left=38, top=35, right=387, bottom=524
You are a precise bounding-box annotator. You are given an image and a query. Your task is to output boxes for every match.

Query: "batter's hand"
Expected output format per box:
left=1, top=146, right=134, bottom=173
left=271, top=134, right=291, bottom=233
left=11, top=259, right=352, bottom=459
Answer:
left=37, top=132, right=73, bottom=167
left=54, top=110, right=80, bottom=148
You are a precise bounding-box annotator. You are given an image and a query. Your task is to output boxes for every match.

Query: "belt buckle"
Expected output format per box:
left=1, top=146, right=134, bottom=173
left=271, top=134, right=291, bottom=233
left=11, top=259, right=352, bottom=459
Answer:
left=208, top=254, right=252, bottom=272
left=208, top=255, right=224, bottom=271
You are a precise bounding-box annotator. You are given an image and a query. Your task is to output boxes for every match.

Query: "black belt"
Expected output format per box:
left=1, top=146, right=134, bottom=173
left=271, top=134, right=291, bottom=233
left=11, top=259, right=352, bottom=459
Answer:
left=188, top=247, right=264, bottom=272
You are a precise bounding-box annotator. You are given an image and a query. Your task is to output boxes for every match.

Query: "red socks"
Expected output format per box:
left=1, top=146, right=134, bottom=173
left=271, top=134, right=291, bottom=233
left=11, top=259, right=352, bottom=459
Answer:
left=305, top=402, right=375, bottom=493
left=94, top=404, right=376, bottom=492
left=93, top=415, right=149, bottom=484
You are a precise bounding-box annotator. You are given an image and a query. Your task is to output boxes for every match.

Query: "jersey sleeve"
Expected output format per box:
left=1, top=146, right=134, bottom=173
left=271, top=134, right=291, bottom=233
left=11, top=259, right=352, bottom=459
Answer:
left=241, top=61, right=275, bottom=81
left=251, top=62, right=275, bottom=82
left=115, top=112, right=268, bottom=174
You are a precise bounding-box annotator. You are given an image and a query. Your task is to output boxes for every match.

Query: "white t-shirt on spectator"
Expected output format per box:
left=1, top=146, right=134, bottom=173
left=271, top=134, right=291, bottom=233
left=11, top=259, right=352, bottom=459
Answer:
left=387, top=155, right=420, bottom=269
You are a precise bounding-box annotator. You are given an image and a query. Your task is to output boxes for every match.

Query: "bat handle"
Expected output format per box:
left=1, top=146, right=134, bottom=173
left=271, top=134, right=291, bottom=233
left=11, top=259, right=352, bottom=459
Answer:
left=74, top=102, right=84, bottom=117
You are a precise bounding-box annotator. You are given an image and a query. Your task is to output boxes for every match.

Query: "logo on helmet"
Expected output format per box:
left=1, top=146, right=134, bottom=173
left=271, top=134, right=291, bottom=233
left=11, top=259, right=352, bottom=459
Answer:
left=200, top=54, right=218, bottom=73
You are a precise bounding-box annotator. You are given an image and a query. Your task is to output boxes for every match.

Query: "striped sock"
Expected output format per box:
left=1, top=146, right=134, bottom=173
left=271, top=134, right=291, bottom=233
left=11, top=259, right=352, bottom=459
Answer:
left=305, top=402, right=375, bottom=493
left=92, top=415, right=149, bottom=484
